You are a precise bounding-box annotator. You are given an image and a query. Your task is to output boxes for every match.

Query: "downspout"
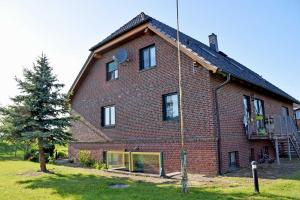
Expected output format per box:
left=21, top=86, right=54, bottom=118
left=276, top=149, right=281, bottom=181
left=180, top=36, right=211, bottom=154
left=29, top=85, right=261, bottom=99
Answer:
left=215, top=73, right=231, bottom=175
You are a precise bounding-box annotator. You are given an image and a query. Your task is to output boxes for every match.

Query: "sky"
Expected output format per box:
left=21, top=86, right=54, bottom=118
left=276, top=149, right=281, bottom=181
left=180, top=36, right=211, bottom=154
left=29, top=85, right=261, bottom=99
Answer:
left=0, top=0, right=299, bottom=106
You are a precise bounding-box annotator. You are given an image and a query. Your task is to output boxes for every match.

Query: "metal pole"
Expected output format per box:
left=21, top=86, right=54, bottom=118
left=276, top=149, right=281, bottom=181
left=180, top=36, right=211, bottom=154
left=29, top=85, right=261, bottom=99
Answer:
left=159, top=152, right=165, bottom=177
left=251, top=161, right=259, bottom=193
left=176, top=0, right=188, bottom=193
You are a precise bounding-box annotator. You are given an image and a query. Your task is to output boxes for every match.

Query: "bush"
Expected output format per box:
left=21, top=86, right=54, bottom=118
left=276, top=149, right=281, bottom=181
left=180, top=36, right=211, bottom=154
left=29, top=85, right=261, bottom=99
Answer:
left=24, top=148, right=39, bottom=162
left=78, top=150, right=95, bottom=167
left=56, top=151, right=67, bottom=159
left=48, top=156, right=55, bottom=164
left=94, top=160, right=107, bottom=170
left=23, top=148, right=50, bottom=163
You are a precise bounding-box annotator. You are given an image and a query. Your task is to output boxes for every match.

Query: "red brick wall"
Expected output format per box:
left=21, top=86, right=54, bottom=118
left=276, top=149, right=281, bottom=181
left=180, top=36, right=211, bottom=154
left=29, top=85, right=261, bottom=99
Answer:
left=211, top=75, right=293, bottom=172
left=70, top=30, right=293, bottom=175
left=69, top=141, right=218, bottom=175
left=71, top=33, right=218, bottom=174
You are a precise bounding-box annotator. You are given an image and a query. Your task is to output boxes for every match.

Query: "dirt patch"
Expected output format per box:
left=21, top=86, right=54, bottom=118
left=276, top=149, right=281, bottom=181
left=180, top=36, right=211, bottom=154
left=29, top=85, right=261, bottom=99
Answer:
left=17, top=170, right=43, bottom=177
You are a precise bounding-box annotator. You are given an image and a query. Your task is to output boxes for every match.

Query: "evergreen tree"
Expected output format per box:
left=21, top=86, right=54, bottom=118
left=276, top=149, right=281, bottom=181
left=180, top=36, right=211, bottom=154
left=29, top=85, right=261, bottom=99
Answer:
left=0, top=54, right=74, bottom=172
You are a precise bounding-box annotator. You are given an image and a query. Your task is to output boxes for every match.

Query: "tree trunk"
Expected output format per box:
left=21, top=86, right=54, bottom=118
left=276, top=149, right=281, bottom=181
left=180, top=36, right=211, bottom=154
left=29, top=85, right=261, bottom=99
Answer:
left=38, top=138, right=47, bottom=172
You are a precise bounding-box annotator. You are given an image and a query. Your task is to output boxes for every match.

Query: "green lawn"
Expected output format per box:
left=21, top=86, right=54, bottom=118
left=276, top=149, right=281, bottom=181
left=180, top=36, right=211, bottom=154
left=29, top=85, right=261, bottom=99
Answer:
left=1, top=143, right=300, bottom=200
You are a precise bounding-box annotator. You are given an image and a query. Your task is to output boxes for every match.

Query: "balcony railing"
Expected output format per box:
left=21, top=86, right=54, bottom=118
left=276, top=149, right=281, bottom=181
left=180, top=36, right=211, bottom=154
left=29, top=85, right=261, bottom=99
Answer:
left=244, top=115, right=300, bottom=142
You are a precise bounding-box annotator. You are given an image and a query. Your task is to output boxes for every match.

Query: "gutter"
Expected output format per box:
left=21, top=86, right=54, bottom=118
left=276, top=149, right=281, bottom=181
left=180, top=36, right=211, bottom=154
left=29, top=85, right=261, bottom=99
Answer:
left=214, top=73, right=231, bottom=175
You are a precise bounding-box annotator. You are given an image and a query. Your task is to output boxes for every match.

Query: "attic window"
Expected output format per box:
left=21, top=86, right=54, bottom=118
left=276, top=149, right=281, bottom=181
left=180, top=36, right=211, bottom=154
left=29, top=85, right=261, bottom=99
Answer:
left=106, top=61, right=118, bottom=81
left=140, top=44, right=156, bottom=70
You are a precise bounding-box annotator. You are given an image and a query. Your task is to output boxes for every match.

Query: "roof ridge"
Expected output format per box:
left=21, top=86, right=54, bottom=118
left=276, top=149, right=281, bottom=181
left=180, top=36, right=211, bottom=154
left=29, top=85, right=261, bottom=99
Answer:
left=87, top=12, right=299, bottom=103
left=89, top=12, right=151, bottom=51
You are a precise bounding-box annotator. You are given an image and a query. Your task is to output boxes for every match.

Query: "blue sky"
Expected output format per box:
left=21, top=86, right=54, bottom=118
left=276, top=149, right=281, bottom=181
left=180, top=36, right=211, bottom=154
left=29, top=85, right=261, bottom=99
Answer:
left=0, top=0, right=299, bottom=105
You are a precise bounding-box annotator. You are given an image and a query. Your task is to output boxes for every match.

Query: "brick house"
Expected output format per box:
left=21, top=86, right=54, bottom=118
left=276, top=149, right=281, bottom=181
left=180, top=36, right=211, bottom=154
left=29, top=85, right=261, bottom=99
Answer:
left=69, top=12, right=300, bottom=175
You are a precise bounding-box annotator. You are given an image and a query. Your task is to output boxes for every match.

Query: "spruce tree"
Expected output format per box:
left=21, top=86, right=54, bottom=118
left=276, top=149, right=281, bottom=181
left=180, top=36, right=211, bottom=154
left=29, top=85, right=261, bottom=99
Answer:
left=0, top=54, right=74, bottom=172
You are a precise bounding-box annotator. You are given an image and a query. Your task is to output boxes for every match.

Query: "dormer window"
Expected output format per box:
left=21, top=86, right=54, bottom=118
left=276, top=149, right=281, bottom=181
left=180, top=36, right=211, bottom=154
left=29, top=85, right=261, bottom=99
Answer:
left=140, top=45, right=156, bottom=70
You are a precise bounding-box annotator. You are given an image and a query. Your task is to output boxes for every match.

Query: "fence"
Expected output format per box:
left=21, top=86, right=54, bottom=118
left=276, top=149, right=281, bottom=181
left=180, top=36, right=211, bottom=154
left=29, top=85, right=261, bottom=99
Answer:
left=106, top=151, right=165, bottom=176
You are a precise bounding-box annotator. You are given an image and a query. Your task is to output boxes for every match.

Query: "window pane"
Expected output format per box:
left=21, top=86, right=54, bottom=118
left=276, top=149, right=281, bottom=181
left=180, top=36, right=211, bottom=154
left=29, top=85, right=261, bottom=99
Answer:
left=172, top=94, right=179, bottom=117
left=150, top=46, right=156, bottom=67
left=114, top=69, right=118, bottom=79
left=165, top=94, right=178, bottom=119
left=230, top=153, right=236, bottom=163
left=110, top=106, right=115, bottom=125
left=243, top=96, right=250, bottom=119
left=111, top=70, right=118, bottom=80
left=166, top=96, right=173, bottom=118
left=143, top=49, right=150, bottom=69
left=108, top=62, right=117, bottom=72
left=105, top=107, right=110, bottom=126
left=107, top=62, right=118, bottom=81
left=258, top=101, right=263, bottom=115
left=296, top=112, right=300, bottom=119
left=281, top=107, right=289, bottom=116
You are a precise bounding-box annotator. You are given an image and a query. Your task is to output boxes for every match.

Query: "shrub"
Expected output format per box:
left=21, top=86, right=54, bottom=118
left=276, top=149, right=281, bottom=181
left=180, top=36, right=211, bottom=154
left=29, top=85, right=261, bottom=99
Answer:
left=56, top=151, right=67, bottom=159
left=24, top=148, right=50, bottom=163
left=48, top=156, right=55, bottom=164
left=78, top=150, right=95, bottom=167
left=24, top=148, right=39, bottom=162
left=94, top=160, right=107, bottom=170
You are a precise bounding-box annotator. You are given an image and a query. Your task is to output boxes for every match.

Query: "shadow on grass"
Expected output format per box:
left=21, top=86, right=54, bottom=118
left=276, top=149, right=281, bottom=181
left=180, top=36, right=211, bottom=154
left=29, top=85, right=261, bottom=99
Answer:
left=17, top=173, right=296, bottom=200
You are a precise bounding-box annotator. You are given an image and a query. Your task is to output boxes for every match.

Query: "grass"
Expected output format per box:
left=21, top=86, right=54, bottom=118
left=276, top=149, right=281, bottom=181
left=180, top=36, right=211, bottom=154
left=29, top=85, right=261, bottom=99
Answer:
left=1, top=143, right=300, bottom=200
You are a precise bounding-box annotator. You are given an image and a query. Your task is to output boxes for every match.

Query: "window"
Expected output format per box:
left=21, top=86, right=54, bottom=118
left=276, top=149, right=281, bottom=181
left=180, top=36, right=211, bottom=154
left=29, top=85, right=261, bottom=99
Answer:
left=106, top=61, right=118, bottom=81
left=254, top=98, right=265, bottom=129
left=140, top=45, right=156, bottom=70
left=296, top=111, right=300, bottom=120
left=101, top=105, right=115, bottom=127
left=163, top=93, right=179, bottom=120
left=229, top=151, right=239, bottom=169
left=281, top=106, right=289, bottom=116
left=243, top=96, right=251, bottom=122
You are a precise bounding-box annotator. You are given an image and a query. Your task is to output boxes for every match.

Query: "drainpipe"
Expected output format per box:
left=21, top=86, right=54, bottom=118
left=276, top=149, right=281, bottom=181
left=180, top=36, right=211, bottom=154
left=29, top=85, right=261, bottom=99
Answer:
left=215, top=73, right=231, bottom=175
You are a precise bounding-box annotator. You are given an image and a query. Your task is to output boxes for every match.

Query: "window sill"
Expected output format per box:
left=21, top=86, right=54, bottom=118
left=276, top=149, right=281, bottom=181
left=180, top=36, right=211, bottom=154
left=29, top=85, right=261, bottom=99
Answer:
left=163, top=117, right=179, bottom=122
left=106, top=78, right=119, bottom=82
left=139, top=65, right=157, bottom=72
left=102, top=125, right=115, bottom=129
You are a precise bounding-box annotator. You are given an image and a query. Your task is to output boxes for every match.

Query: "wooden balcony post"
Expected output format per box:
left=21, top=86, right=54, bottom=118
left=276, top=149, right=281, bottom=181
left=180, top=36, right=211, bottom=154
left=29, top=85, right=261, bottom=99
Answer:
left=275, top=138, right=280, bottom=165
left=288, top=137, right=292, bottom=161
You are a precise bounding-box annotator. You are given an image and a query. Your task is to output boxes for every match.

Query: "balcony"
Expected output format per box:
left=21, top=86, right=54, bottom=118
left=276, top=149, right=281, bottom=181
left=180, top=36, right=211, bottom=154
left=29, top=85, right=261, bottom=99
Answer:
left=244, top=115, right=300, bottom=141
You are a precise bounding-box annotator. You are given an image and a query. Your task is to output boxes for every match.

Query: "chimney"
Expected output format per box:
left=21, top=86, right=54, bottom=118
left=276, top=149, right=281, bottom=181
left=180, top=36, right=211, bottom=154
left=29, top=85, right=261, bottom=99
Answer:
left=208, top=33, right=218, bottom=52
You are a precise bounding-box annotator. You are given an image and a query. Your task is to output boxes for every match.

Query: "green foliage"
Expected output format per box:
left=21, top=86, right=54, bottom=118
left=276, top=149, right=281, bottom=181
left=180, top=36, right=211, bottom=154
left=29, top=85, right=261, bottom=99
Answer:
left=56, top=151, right=67, bottom=159
left=78, top=150, right=95, bottom=167
left=256, top=114, right=264, bottom=121
left=258, top=128, right=267, bottom=136
left=94, top=160, right=107, bottom=170
left=48, top=156, right=55, bottom=164
left=55, top=145, right=68, bottom=159
left=23, top=148, right=51, bottom=163
left=0, top=54, right=76, bottom=171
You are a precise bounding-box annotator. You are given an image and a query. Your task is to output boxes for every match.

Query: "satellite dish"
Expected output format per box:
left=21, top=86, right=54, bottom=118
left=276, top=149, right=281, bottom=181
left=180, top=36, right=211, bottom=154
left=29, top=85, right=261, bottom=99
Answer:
left=113, top=48, right=128, bottom=64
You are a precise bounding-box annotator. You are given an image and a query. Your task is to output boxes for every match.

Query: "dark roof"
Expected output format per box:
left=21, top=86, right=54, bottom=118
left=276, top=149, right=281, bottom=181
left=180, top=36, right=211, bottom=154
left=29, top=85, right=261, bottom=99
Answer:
left=90, top=12, right=299, bottom=104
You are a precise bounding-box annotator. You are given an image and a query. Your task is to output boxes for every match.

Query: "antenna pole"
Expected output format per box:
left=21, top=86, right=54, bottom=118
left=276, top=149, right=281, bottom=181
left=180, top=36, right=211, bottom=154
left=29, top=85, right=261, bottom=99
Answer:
left=176, top=0, right=188, bottom=193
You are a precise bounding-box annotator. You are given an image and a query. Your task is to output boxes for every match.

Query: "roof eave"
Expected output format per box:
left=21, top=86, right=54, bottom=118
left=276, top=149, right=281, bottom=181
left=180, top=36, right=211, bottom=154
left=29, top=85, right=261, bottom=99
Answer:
left=217, top=69, right=300, bottom=104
